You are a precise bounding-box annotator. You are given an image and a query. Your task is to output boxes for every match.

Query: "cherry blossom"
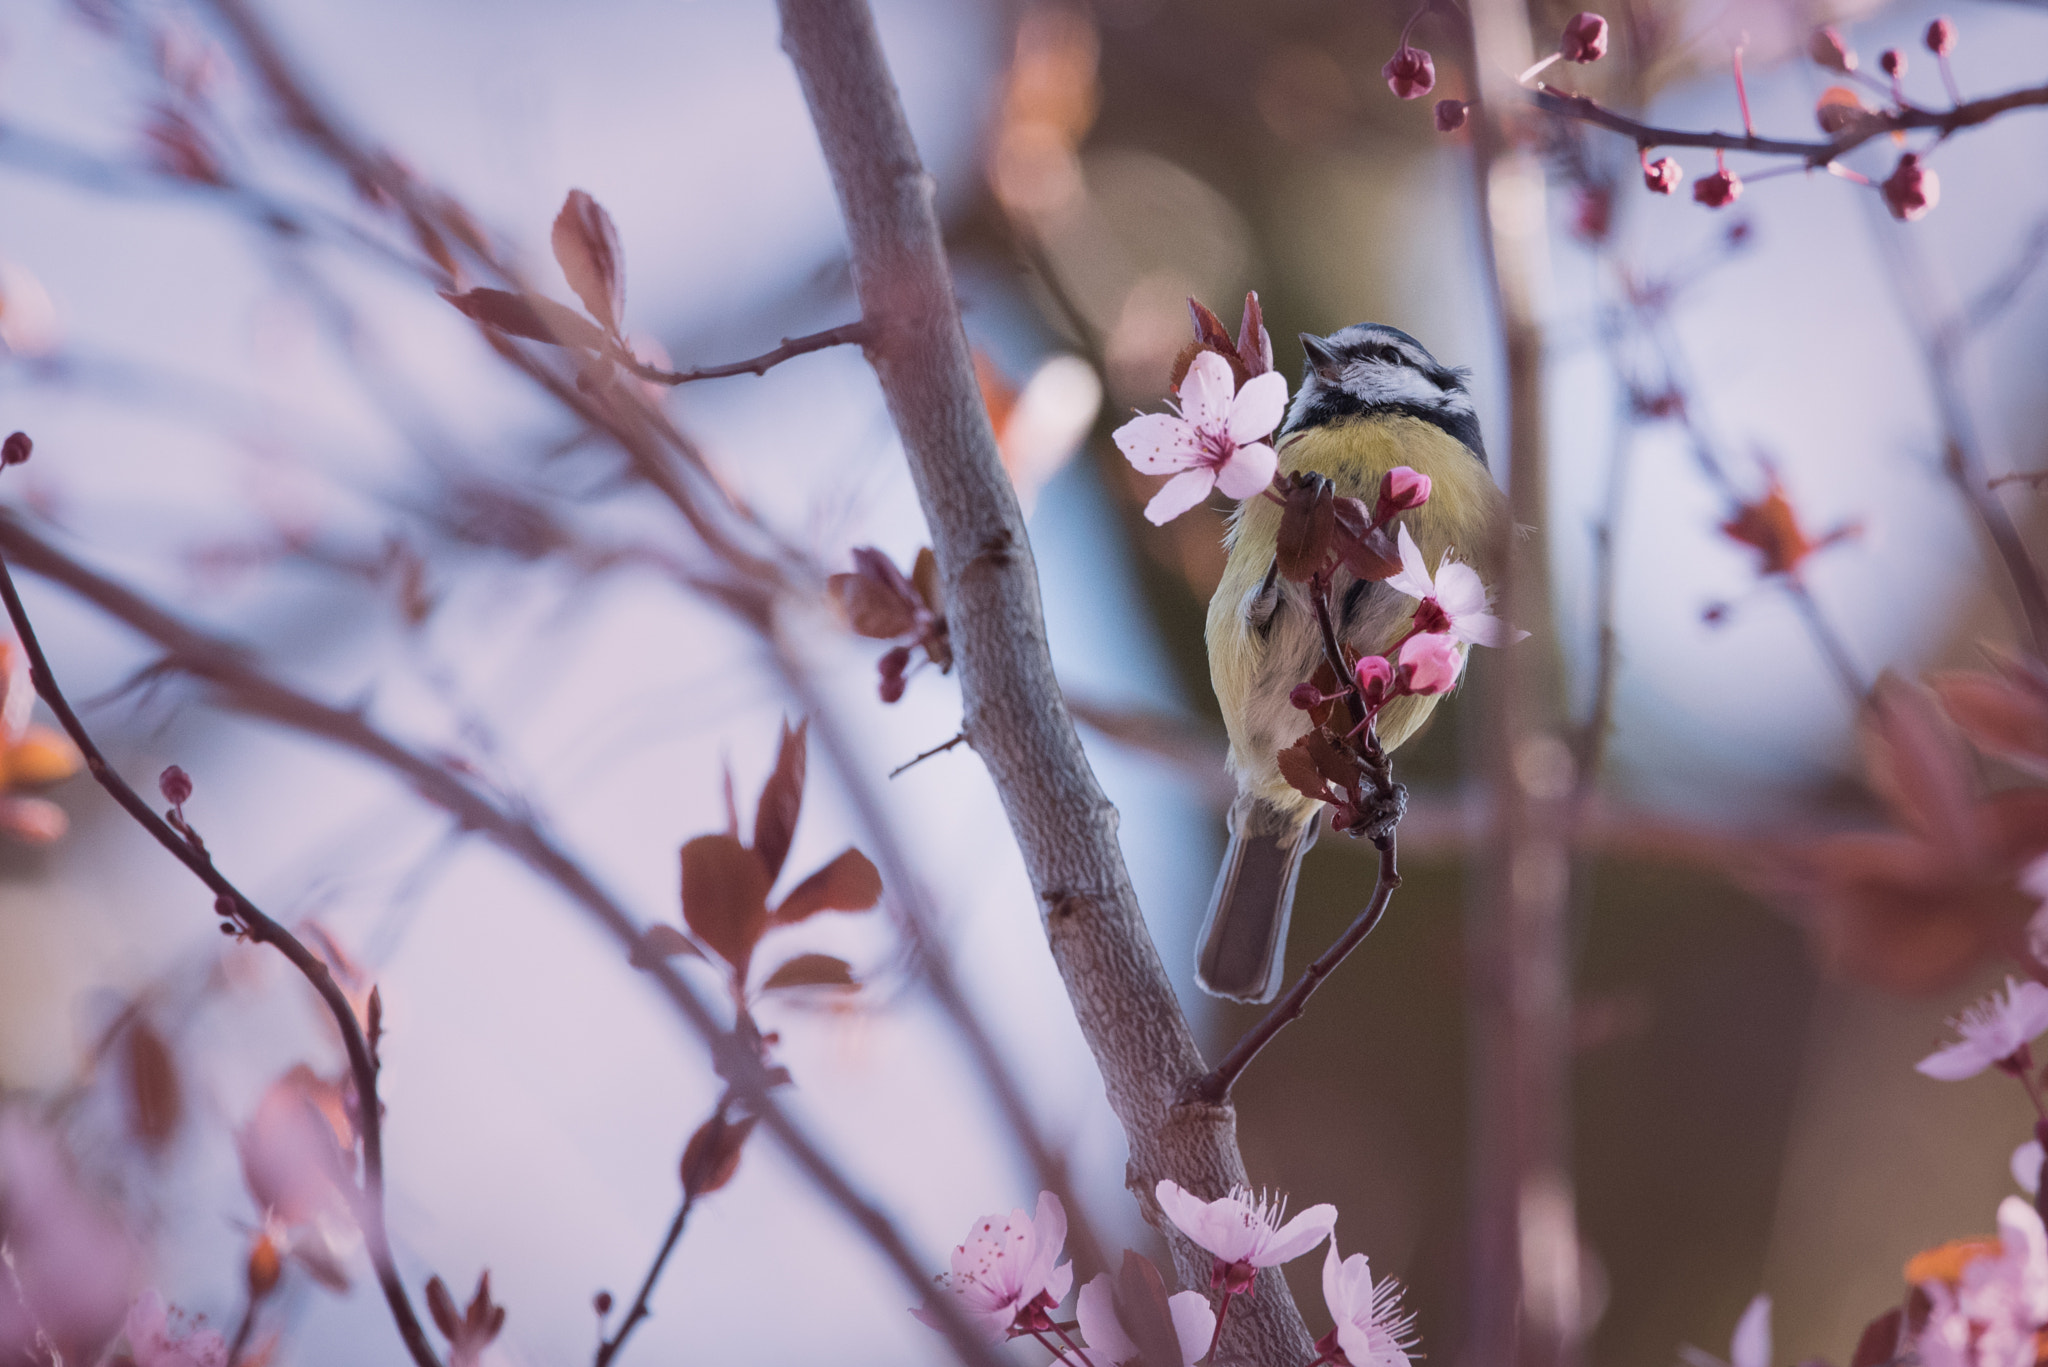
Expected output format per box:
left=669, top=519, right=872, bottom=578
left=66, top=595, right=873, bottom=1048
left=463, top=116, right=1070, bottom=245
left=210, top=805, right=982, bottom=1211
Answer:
left=1384, top=525, right=1522, bottom=646
left=1075, top=1272, right=1215, bottom=1367
left=1113, top=351, right=1287, bottom=525
left=1681, top=1293, right=1771, bottom=1367
left=1916, top=977, right=2048, bottom=1080
left=1317, top=1241, right=1417, bottom=1367
left=2011, top=1140, right=2043, bottom=1197
left=125, top=1292, right=228, bottom=1367
left=1916, top=1198, right=2048, bottom=1367
left=1154, top=1180, right=1335, bottom=1292
left=1397, top=633, right=1463, bottom=696
left=913, top=1191, right=1074, bottom=1341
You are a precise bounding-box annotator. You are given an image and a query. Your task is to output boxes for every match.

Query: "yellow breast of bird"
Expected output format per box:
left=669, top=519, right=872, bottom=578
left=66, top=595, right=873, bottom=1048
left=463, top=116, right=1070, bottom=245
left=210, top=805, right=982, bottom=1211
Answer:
left=1205, top=414, right=1506, bottom=816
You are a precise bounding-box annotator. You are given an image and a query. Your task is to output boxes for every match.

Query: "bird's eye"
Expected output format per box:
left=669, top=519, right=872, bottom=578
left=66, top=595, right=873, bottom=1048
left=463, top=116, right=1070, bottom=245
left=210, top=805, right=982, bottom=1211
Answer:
left=1374, top=345, right=1403, bottom=366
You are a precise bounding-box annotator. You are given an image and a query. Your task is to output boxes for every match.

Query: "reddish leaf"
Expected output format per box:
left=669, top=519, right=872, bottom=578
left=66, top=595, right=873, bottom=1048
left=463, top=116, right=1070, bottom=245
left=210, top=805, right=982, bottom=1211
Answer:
left=630, top=923, right=703, bottom=968
left=1332, top=500, right=1402, bottom=580
left=441, top=288, right=608, bottom=352
left=1862, top=675, right=1978, bottom=853
left=1799, top=831, right=2008, bottom=993
left=1235, top=290, right=1273, bottom=377
left=124, top=1018, right=183, bottom=1150
left=1113, top=1251, right=1184, bottom=1367
left=760, top=953, right=858, bottom=991
left=681, top=1111, right=758, bottom=1197
left=426, top=1276, right=462, bottom=1340
left=1978, top=787, right=2048, bottom=864
left=773, top=847, right=883, bottom=924
left=1275, top=477, right=1335, bottom=583
left=911, top=547, right=944, bottom=618
left=680, top=834, right=771, bottom=974
left=1277, top=737, right=1335, bottom=805
left=828, top=548, right=923, bottom=639
left=1932, top=669, right=2048, bottom=778
left=1849, top=1307, right=1903, bottom=1367
left=550, top=190, right=624, bottom=333
left=753, top=720, right=808, bottom=883
left=1303, top=729, right=1358, bottom=789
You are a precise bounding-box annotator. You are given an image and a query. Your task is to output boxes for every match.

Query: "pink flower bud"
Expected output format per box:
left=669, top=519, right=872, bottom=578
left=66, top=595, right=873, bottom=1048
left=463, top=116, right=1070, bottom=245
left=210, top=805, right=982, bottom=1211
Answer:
left=1925, top=16, right=1956, bottom=56
left=1879, top=47, right=1905, bottom=76
left=1434, top=99, right=1468, bottom=133
left=159, top=765, right=193, bottom=808
left=1354, top=655, right=1395, bottom=704
left=1559, top=12, right=1609, bottom=63
left=1809, top=26, right=1856, bottom=73
left=1, top=432, right=29, bottom=466
left=1397, top=633, right=1463, bottom=696
left=877, top=645, right=911, bottom=704
left=1383, top=45, right=1436, bottom=100
left=1374, top=467, right=1432, bottom=523
left=1642, top=156, right=1682, bottom=195
left=1571, top=185, right=1613, bottom=242
left=1693, top=168, right=1742, bottom=208
left=1882, top=152, right=1939, bottom=221
left=1289, top=682, right=1322, bottom=711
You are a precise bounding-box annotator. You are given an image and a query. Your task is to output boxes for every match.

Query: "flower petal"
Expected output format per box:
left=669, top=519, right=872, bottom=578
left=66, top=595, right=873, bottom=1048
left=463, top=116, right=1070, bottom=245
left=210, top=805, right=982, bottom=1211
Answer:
left=1078, top=1274, right=1138, bottom=1367
left=1431, top=560, right=1491, bottom=622
left=2005, top=978, right=2048, bottom=1042
left=1179, top=351, right=1236, bottom=432
left=1916, top=1037, right=1999, bottom=1080
left=1215, top=441, right=1279, bottom=500
left=1729, top=1294, right=1771, bottom=1367
left=1254, top=1201, right=1337, bottom=1266
left=1384, top=524, right=1436, bottom=602
left=2015, top=1140, right=2044, bottom=1196
left=1452, top=611, right=1523, bottom=648
left=1225, top=370, right=1289, bottom=446
left=1113, top=413, right=1202, bottom=473
left=1168, top=1291, right=1217, bottom=1367
left=1145, top=468, right=1218, bottom=525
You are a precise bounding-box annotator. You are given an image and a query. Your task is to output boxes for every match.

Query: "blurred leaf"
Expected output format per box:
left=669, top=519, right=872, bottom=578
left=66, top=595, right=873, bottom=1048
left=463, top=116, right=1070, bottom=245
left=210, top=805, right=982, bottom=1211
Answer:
left=1275, top=477, right=1335, bottom=583
left=1849, top=1307, right=1903, bottom=1367
left=631, top=923, right=703, bottom=968
left=1277, top=736, right=1333, bottom=805
left=774, top=848, right=882, bottom=924
left=828, top=548, right=922, bottom=639
left=1861, top=674, right=1977, bottom=854
left=680, top=834, right=771, bottom=974
left=124, top=1018, right=182, bottom=1150
left=426, top=1276, right=462, bottom=1340
left=911, top=547, right=944, bottom=618
left=753, top=720, right=807, bottom=883
left=441, top=288, right=607, bottom=352
left=681, top=1111, right=758, bottom=1197
left=550, top=190, right=624, bottom=333
left=1112, top=1251, right=1183, bottom=1367
left=761, top=953, right=858, bottom=991
left=1931, top=668, right=2048, bottom=778
left=1332, top=501, right=1401, bottom=581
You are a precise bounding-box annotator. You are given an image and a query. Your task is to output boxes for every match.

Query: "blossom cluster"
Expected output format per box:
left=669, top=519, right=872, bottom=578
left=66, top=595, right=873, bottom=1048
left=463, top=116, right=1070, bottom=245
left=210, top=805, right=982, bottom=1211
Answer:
left=914, top=1183, right=1414, bottom=1367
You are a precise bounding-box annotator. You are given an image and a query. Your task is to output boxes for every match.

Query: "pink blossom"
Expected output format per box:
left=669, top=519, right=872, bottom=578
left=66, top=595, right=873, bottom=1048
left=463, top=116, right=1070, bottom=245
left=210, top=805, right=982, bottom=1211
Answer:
left=1075, top=1272, right=1214, bottom=1367
left=1355, top=655, right=1395, bottom=704
left=2022, top=853, right=2048, bottom=962
left=2012, top=1140, right=2043, bottom=1197
left=913, top=1191, right=1073, bottom=1341
left=1684, top=1294, right=1772, bottom=1367
left=1397, top=633, right=1463, bottom=696
left=0, top=1113, right=138, bottom=1361
left=1643, top=156, right=1683, bottom=195
left=1883, top=153, right=1940, bottom=222
left=1319, top=1242, right=1417, bottom=1367
left=125, top=1292, right=228, bottom=1367
left=1375, top=467, right=1431, bottom=522
left=1559, top=13, right=1609, bottom=63
left=1383, top=46, right=1435, bottom=100
left=1154, top=1180, right=1335, bottom=1292
left=1113, top=351, right=1286, bottom=525
left=1916, top=1198, right=2048, bottom=1367
left=1384, top=525, right=1522, bottom=646
left=1917, top=977, right=2048, bottom=1080
left=1434, top=99, right=1468, bottom=133
left=1926, top=17, right=1957, bottom=56
left=1694, top=169, right=1743, bottom=208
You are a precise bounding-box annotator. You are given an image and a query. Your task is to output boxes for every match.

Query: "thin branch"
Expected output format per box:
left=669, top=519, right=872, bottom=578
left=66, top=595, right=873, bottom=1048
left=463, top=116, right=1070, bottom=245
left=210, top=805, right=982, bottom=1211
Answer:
left=1530, top=77, right=2048, bottom=164
left=1187, top=837, right=1401, bottom=1105
left=0, top=509, right=1007, bottom=1367
left=775, top=1, right=1315, bottom=1359
left=0, top=548, right=443, bottom=1367
left=593, top=1095, right=729, bottom=1367
left=612, top=321, right=871, bottom=386
left=888, top=729, right=970, bottom=778
left=1784, top=577, right=1868, bottom=702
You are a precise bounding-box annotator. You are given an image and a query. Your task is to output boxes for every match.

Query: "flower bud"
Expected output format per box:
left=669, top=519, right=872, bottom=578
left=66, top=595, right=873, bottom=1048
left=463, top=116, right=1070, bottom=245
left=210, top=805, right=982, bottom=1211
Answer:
left=1642, top=156, right=1682, bottom=195
left=159, top=764, right=193, bottom=808
left=1374, top=467, right=1432, bottom=523
left=595, top=1291, right=615, bottom=1317
left=247, top=1231, right=282, bottom=1299
left=1, top=432, right=30, bottom=466
left=1289, top=682, right=1323, bottom=712
left=1354, top=655, right=1395, bottom=704
left=1809, top=26, right=1856, bottom=72
left=1878, top=47, right=1905, bottom=77
left=1693, top=169, right=1742, bottom=208
left=1559, top=12, right=1609, bottom=63
left=1882, top=152, right=1939, bottom=221
left=1434, top=98, right=1468, bottom=133
left=1383, top=45, right=1435, bottom=100
left=1397, top=633, right=1464, bottom=696
left=1925, top=16, right=1956, bottom=56
left=877, top=645, right=911, bottom=704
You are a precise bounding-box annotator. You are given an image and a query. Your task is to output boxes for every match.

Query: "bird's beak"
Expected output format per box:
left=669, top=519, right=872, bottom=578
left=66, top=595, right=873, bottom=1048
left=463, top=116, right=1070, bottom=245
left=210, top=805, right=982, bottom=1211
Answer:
left=1299, top=332, right=1339, bottom=375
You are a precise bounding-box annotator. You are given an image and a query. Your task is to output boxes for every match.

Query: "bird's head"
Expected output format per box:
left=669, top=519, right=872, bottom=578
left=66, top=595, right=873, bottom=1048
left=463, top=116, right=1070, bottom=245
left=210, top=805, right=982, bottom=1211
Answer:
left=1284, top=323, right=1484, bottom=462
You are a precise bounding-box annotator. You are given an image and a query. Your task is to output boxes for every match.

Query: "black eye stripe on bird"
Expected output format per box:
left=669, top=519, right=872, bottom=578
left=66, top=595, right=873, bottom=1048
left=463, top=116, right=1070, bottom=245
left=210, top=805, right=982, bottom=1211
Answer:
left=1195, top=321, right=1506, bottom=1004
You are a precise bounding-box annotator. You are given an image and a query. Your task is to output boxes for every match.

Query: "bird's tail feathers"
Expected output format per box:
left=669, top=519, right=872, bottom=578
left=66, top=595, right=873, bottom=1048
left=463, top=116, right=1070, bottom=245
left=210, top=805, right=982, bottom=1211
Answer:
left=1194, top=799, right=1319, bottom=1004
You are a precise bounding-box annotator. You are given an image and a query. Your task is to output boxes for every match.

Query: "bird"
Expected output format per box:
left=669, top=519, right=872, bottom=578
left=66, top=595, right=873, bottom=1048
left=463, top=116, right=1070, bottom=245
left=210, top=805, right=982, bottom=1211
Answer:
left=1196, top=322, right=1507, bottom=1003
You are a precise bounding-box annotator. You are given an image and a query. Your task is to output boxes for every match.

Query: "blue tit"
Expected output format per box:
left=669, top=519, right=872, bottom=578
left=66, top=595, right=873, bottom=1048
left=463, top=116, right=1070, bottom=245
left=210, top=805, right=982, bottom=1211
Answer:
left=1196, top=323, right=1507, bottom=1003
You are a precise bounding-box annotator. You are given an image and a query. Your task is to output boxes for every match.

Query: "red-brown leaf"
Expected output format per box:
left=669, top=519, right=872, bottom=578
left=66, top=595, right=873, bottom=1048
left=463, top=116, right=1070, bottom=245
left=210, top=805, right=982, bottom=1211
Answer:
left=680, top=834, right=771, bottom=974
left=1113, top=1251, right=1184, bottom=1367
left=753, top=720, right=808, bottom=883
left=125, top=1018, right=183, bottom=1150
left=550, top=190, right=624, bottom=333
left=441, top=288, right=608, bottom=352
left=1304, top=729, right=1358, bottom=789
left=1332, top=501, right=1403, bottom=580
left=681, top=1112, right=759, bottom=1197
left=426, top=1276, right=462, bottom=1340
left=1862, top=674, right=1978, bottom=854
left=1277, top=737, right=1334, bottom=804
left=1931, top=669, right=2048, bottom=778
left=1236, top=290, right=1273, bottom=376
left=1276, top=478, right=1335, bottom=583
left=773, top=847, right=883, bottom=924
left=630, top=923, right=703, bottom=968
left=911, top=547, right=944, bottom=618
left=760, top=953, right=858, bottom=991
left=1849, top=1307, right=1903, bottom=1367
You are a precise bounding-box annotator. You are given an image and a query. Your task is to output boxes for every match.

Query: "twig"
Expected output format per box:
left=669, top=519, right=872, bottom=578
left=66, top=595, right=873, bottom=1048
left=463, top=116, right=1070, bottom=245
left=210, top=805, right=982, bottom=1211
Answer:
left=593, top=1097, right=727, bottom=1367
left=225, top=1297, right=260, bottom=1367
left=611, top=320, right=871, bottom=386
left=1530, top=77, right=2048, bottom=165
left=1990, top=470, right=2048, bottom=491
left=775, top=0, right=1315, bottom=1358
left=0, top=550, right=443, bottom=1367
left=888, top=729, right=970, bottom=778
left=0, top=509, right=1007, bottom=1367
left=1187, top=837, right=1402, bottom=1105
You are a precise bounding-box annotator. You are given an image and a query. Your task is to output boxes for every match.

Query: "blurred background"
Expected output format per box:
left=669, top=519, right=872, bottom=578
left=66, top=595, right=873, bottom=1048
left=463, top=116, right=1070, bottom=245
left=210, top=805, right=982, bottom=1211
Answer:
left=0, top=0, right=2045, bottom=1363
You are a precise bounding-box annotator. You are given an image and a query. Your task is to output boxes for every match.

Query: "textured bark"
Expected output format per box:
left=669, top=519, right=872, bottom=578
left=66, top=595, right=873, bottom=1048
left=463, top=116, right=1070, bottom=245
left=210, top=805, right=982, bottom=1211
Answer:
left=774, top=1, right=1315, bottom=1360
